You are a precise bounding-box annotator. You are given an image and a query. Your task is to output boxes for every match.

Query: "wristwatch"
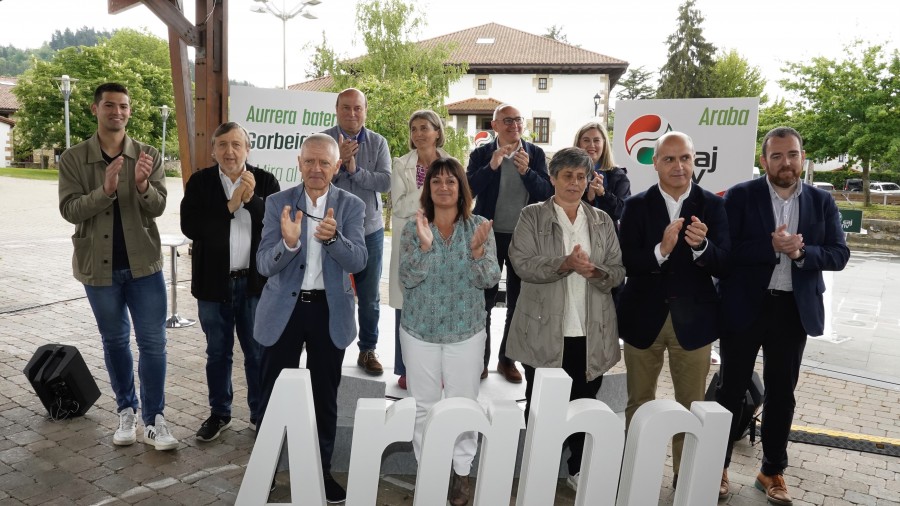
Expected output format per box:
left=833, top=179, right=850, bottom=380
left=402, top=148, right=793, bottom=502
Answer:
left=794, top=247, right=806, bottom=262
left=323, top=234, right=338, bottom=246
left=691, top=238, right=708, bottom=252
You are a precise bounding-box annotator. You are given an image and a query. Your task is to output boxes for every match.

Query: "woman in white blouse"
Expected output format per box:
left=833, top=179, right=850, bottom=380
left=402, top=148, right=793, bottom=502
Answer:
left=389, top=110, right=449, bottom=389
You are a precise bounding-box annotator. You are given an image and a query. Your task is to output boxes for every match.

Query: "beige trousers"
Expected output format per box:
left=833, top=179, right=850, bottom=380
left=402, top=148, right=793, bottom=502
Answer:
left=623, top=314, right=712, bottom=475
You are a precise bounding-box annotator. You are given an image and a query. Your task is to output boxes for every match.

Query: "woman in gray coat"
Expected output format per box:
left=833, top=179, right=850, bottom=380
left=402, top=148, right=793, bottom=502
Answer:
left=507, top=147, right=625, bottom=491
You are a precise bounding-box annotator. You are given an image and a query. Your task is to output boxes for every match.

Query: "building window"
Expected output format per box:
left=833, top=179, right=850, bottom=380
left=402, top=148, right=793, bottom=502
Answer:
left=538, top=77, right=548, bottom=90
left=478, top=116, right=493, bottom=131
left=477, top=78, right=487, bottom=91
left=534, top=117, right=549, bottom=143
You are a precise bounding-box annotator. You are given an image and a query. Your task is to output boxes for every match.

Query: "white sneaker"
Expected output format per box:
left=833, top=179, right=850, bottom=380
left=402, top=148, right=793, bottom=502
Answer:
left=113, top=408, right=137, bottom=446
left=566, top=472, right=580, bottom=492
left=144, top=414, right=179, bottom=451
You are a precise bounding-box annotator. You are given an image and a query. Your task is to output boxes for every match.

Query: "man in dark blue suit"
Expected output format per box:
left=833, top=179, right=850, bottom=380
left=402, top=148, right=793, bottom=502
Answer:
left=716, top=127, right=849, bottom=505
left=617, top=131, right=730, bottom=492
left=253, top=133, right=368, bottom=503
left=466, top=103, right=553, bottom=382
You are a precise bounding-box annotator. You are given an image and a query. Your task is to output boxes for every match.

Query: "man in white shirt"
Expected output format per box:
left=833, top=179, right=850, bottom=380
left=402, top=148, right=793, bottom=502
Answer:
left=616, top=131, right=730, bottom=494
left=181, top=122, right=281, bottom=441
left=253, top=133, right=367, bottom=503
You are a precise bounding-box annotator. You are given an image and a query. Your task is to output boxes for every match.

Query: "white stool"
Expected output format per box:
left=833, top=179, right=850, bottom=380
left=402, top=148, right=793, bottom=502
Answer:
left=160, top=234, right=195, bottom=328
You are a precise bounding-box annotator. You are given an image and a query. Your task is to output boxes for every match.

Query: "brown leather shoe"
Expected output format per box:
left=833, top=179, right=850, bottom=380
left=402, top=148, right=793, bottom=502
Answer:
left=448, top=470, right=470, bottom=506
left=754, top=472, right=792, bottom=505
left=480, top=367, right=488, bottom=380
left=357, top=350, right=384, bottom=376
left=719, top=469, right=729, bottom=500
left=497, top=361, right=522, bottom=383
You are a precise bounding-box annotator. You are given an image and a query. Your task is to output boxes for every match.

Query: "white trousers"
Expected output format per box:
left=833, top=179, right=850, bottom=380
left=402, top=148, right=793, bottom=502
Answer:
left=399, top=327, right=486, bottom=476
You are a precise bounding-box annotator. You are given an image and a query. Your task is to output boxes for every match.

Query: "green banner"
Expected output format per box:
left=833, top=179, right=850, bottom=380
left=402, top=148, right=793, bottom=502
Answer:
left=838, top=209, right=863, bottom=233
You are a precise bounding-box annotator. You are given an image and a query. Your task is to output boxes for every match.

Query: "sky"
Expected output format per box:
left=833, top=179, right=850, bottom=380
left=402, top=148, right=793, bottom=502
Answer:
left=2, top=0, right=898, bottom=108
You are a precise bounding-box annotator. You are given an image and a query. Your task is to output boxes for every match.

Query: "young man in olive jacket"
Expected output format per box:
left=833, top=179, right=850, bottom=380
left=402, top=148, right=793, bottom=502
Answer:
left=181, top=122, right=280, bottom=441
left=59, top=83, right=177, bottom=450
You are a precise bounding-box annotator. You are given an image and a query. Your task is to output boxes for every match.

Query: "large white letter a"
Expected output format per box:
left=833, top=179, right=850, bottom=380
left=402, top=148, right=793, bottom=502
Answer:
left=237, top=369, right=325, bottom=505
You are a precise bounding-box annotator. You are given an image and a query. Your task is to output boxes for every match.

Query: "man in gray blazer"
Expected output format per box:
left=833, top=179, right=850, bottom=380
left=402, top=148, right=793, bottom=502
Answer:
left=253, top=133, right=367, bottom=503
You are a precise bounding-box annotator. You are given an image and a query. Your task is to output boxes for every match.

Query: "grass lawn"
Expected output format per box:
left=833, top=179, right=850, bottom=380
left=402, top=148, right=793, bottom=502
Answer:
left=837, top=201, right=900, bottom=221
left=0, top=167, right=59, bottom=181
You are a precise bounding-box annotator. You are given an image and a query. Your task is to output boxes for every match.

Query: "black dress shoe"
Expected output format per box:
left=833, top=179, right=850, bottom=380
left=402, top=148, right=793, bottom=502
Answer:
left=324, top=471, right=346, bottom=503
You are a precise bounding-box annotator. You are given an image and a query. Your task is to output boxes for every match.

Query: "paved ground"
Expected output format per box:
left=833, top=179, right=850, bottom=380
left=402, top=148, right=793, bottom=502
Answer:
left=1, top=175, right=899, bottom=505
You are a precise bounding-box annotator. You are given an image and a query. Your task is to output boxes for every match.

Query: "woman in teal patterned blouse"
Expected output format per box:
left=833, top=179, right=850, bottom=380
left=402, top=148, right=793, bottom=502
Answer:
left=399, top=157, right=501, bottom=506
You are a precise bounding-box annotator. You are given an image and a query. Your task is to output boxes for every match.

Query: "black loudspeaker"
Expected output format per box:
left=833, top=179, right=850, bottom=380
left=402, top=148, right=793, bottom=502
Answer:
left=23, top=344, right=101, bottom=419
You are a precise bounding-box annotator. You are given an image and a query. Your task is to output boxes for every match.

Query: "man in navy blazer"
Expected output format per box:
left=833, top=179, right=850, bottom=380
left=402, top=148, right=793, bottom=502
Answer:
left=617, top=131, right=729, bottom=490
left=254, top=133, right=367, bottom=503
left=716, top=127, right=849, bottom=505
left=466, top=103, right=553, bottom=383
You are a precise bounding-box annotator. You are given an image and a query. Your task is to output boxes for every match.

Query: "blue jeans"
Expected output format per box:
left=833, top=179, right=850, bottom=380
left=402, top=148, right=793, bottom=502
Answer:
left=84, top=269, right=167, bottom=426
left=355, top=229, right=383, bottom=352
left=197, top=277, right=262, bottom=422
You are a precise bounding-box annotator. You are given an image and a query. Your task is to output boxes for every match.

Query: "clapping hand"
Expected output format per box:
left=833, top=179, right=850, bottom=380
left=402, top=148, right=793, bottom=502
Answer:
left=338, top=133, right=359, bottom=174
left=684, top=216, right=707, bottom=249
left=135, top=151, right=154, bottom=194
left=772, top=224, right=805, bottom=259
left=239, top=171, right=256, bottom=203
left=470, top=219, right=493, bottom=259
left=103, top=156, right=123, bottom=196
left=567, top=244, right=598, bottom=278
left=489, top=142, right=518, bottom=170
left=314, top=208, right=337, bottom=242
left=415, top=209, right=433, bottom=252
left=587, top=172, right=604, bottom=200
left=512, top=148, right=530, bottom=175
left=660, top=218, right=685, bottom=257
left=281, top=205, right=303, bottom=249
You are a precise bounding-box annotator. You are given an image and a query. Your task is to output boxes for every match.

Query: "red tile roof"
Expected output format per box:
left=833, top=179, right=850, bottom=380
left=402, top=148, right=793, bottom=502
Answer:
left=288, top=75, right=335, bottom=92
left=446, top=97, right=504, bottom=115
left=421, top=23, right=627, bottom=69
left=0, top=76, right=19, bottom=113
left=288, top=23, right=628, bottom=89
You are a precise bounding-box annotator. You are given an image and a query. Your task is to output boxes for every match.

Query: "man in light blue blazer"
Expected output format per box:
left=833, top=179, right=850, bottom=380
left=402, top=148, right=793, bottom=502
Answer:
left=254, top=133, right=367, bottom=503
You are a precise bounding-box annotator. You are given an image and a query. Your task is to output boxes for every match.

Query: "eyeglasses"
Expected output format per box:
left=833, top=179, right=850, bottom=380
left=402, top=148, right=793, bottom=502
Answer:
left=501, top=117, right=525, bottom=126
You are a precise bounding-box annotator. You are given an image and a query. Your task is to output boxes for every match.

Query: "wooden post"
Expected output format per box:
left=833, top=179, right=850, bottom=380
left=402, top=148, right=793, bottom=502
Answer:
left=110, top=0, right=228, bottom=187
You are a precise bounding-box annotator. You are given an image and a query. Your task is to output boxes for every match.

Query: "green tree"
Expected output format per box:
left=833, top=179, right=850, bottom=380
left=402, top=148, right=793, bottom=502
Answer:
left=709, top=49, right=767, bottom=102
left=657, top=0, right=717, bottom=99
left=780, top=41, right=900, bottom=205
left=0, top=44, right=54, bottom=76
left=543, top=25, right=569, bottom=43
left=49, top=27, right=113, bottom=51
left=309, top=0, right=468, bottom=159
left=106, top=28, right=171, bottom=69
left=616, top=66, right=656, bottom=101
left=305, top=32, right=338, bottom=79
left=12, top=31, right=176, bottom=158
left=754, top=98, right=794, bottom=167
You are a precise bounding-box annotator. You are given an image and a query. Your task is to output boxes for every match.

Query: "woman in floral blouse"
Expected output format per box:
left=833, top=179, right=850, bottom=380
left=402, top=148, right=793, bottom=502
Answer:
left=399, top=157, right=501, bottom=506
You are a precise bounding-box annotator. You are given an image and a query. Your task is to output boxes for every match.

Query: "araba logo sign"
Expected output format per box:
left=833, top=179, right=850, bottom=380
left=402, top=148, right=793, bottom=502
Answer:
left=473, top=130, right=494, bottom=148
left=614, top=98, right=759, bottom=195
left=237, top=369, right=731, bottom=506
left=624, top=114, right=673, bottom=165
